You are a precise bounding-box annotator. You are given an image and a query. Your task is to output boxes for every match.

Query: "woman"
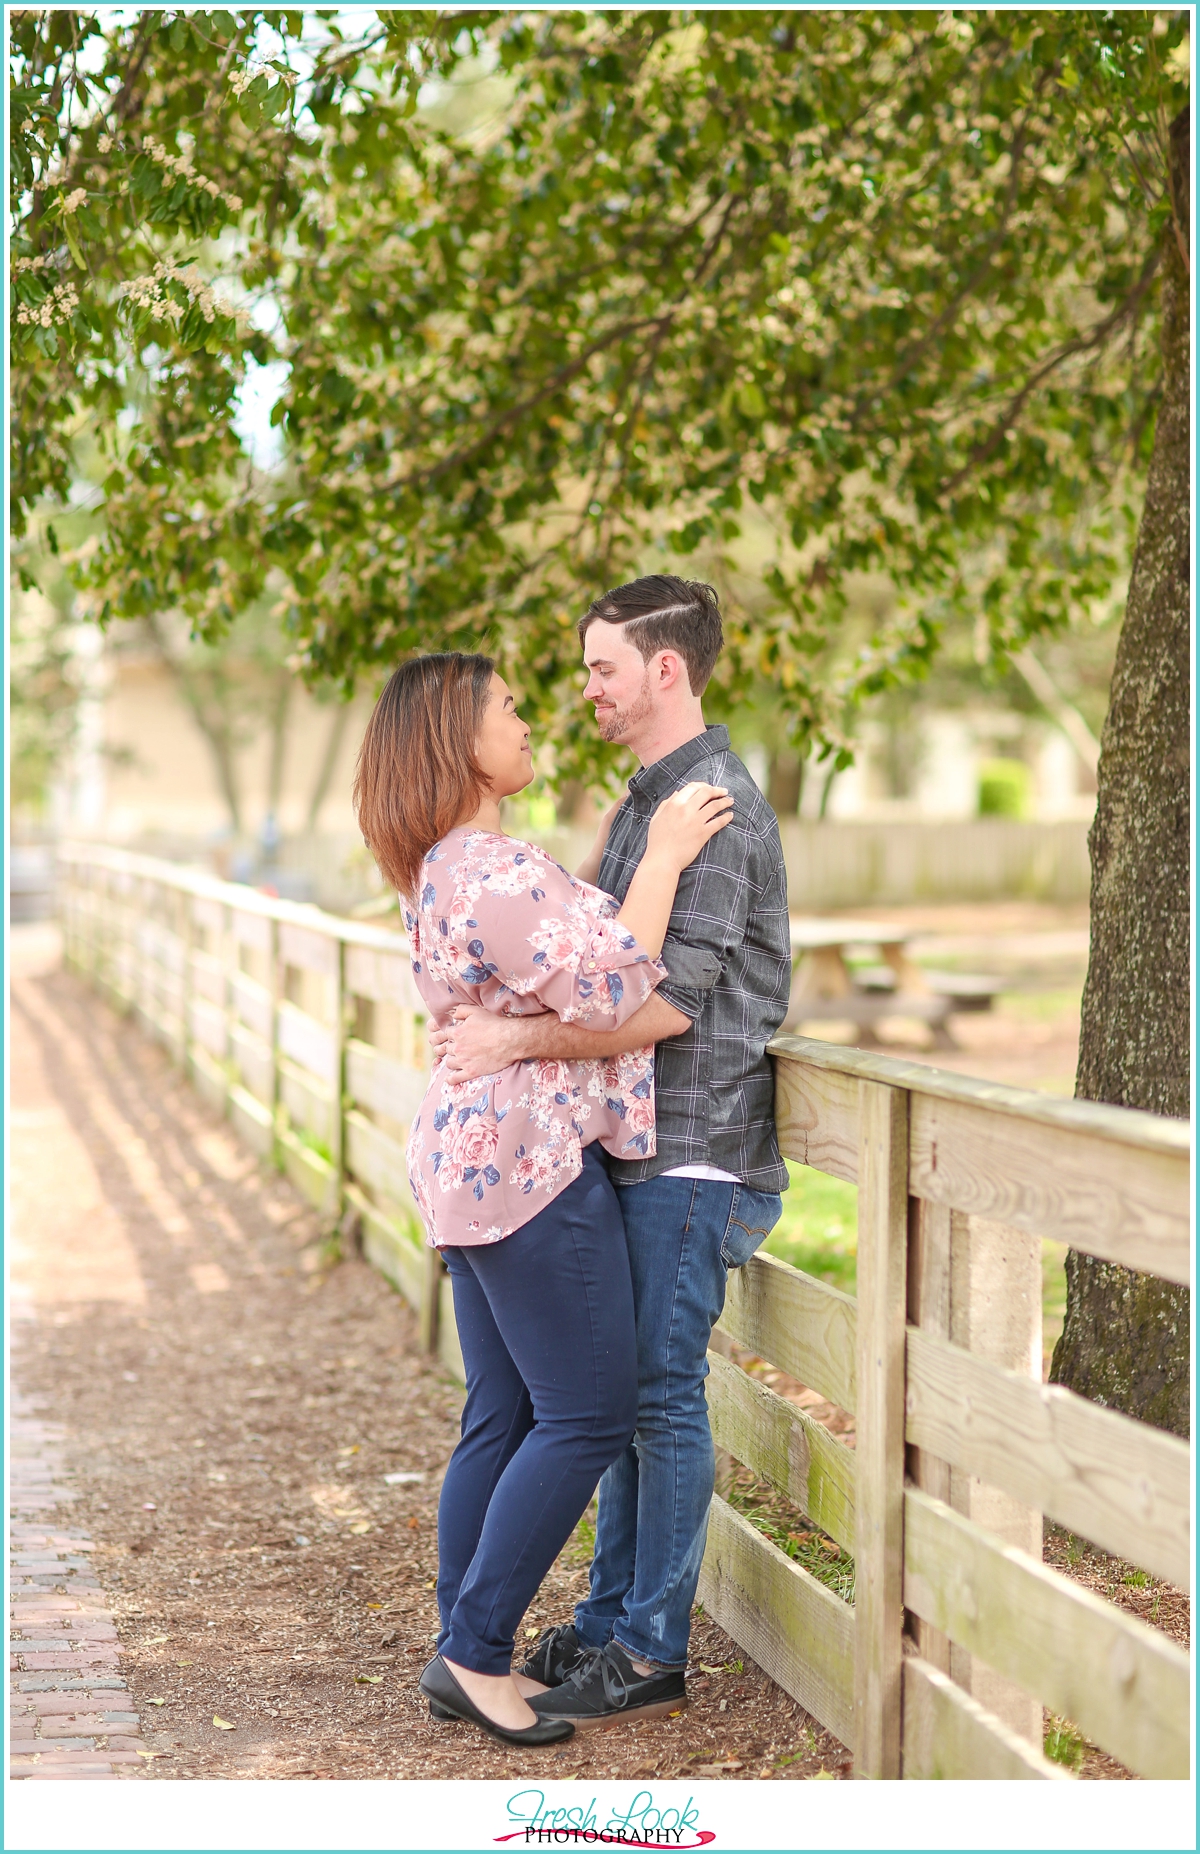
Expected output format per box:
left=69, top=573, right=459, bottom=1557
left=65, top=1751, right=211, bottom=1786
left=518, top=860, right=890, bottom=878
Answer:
left=353, top=652, right=731, bottom=1748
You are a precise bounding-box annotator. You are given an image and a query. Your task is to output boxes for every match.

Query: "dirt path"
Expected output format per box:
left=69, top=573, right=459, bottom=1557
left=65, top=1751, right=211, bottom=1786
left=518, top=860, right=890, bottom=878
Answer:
left=9, top=928, right=844, bottom=1783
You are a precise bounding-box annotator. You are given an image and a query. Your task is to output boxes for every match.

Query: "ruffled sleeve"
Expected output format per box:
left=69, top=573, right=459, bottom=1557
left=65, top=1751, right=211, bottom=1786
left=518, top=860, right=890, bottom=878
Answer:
left=462, top=850, right=664, bottom=1027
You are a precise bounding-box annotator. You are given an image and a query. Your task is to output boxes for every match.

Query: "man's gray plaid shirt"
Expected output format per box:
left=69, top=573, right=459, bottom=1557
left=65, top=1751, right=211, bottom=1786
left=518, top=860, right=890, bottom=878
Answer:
left=597, top=724, right=791, bottom=1193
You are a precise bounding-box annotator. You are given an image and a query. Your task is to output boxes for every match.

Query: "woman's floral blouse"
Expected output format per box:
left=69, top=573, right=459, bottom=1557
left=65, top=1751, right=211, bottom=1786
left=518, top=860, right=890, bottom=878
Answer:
left=404, top=827, right=665, bottom=1248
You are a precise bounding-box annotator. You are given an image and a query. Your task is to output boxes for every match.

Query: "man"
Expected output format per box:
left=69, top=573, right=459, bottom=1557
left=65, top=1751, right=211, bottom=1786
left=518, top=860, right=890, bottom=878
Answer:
left=435, top=575, right=791, bottom=1726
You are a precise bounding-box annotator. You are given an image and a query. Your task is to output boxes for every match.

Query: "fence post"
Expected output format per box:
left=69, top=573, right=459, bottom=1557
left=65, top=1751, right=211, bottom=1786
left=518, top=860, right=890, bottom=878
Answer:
left=854, top=1079, right=909, bottom=1778
left=947, top=1216, right=1044, bottom=1744
left=179, top=887, right=193, bottom=1077
left=269, top=916, right=282, bottom=1166
left=330, top=935, right=346, bottom=1228
left=905, top=1198, right=954, bottom=1675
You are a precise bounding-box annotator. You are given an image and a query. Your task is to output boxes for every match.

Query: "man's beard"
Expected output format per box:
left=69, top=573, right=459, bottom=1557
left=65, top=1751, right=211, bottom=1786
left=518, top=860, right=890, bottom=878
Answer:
left=596, top=667, right=654, bottom=743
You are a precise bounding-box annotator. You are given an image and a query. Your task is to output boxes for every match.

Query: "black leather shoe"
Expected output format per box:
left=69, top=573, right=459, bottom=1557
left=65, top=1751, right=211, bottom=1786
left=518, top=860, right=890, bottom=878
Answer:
left=518, top=1622, right=587, bottom=1688
left=418, top=1655, right=575, bottom=1745
left=530, top=1641, right=686, bottom=1729
left=428, top=1698, right=456, bottom=1721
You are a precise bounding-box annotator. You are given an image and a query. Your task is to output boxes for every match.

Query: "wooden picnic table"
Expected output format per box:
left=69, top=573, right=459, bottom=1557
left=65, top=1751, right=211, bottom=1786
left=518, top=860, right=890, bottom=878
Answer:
left=784, top=918, right=1000, bottom=1049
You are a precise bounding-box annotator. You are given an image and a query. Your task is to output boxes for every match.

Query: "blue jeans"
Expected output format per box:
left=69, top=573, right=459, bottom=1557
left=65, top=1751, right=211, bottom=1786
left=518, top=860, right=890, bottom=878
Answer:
left=574, top=1175, right=782, bottom=1670
left=437, top=1149, right=638, bottom=1675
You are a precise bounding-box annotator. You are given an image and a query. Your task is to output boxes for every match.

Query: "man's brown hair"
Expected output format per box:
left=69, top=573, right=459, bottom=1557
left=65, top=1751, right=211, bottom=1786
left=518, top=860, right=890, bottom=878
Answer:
left=577, top=575, right=723, bottom=694
left=353, top=652, right=494, bottom=900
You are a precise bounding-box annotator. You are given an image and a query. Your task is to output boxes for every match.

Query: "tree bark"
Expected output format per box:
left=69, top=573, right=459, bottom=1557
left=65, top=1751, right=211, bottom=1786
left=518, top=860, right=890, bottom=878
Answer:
left=1049, top=108, right=1190, bottom=1437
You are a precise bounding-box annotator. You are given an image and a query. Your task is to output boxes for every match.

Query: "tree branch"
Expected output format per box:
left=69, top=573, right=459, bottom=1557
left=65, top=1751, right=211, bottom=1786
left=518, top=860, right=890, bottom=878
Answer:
left=939, top=249, right=1161, bottom=498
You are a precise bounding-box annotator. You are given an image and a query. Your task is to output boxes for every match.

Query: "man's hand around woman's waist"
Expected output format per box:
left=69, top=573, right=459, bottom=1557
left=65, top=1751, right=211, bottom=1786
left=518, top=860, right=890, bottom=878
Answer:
left=432, top=1004, right=530, bottom=1082
left=432, top=993, right=691, bottom=1084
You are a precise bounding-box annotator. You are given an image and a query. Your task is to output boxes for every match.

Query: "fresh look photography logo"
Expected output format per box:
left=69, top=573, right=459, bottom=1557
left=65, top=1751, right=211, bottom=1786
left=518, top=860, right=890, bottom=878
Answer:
left=495, top=1788, right=716, bottom=1848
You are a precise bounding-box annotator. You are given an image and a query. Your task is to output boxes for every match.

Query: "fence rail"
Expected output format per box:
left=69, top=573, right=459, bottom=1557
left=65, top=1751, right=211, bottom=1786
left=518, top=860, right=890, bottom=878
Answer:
left=58, top=843, right=1191, bottom=1781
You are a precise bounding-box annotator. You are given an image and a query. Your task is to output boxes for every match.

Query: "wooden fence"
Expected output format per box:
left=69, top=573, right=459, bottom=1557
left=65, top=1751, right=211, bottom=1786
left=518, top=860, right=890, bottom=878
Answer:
left=58, top=843, right=1191, bottom=1781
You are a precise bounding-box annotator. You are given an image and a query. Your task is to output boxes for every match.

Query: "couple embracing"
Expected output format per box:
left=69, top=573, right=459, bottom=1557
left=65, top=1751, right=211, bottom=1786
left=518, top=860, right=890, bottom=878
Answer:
left=354, top=577, right=791, bottom=1748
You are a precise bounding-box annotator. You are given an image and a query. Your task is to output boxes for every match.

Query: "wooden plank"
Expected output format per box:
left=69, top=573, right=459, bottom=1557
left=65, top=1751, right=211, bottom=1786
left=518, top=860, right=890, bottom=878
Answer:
left=345, top=1039, right=427, bottom=1125
left=230, top=1024, right=273, bottom=1105
left=909, top=1093, right=1190, bottom=1285
left=136, top=922, right=185, bottom=975
left=345, top=1109, right=411, bottom=1206
left=853, top=1080, right=909, bottom=1779
left=905, top=1326, right=1191, bottom=1591
left=279, top=920, right=338, bottom=978
left=902, top=1656, right=1071, bottom=1781
left=344, top=944, right=422, bottom=1011
left=191, top=896, right=224, bottom=933
left=705, top=1351, right=856, bottom=1554
left=773, top=1058, right=859, bottom=1182
left=188, top=996, right=227, bottom=1060
left=328, top=937, right=345, bottom=1220
left=697, top=1493, right=856, bottom=1753
left=904, top=1486, right=1190, bottom=1780
left=189, top=1044, right=229, bottom=1117
left=277, top=1124, right=337, bottom=1217
left=944, top=1215, right=1043, bottom=1742
left=232, top=909, right=272, bottom=952
left=439, top=1272, right=465, bottom=1382
left=905, top=1197, right=953, bottom=1673
left=277, top=1000, right=337, bottom=1086
left=229, top=1082, right=274, bottom=1159
left=345, top=1181, right=427, bottom=1316
left=188, top=951, right=226, bottom=1006
left=230, top=971, right=272, bottom=1041
left=770, top=1035, right=1190, bottom=1161
left=279, top=1059, right=334, bottom=1150
left=718, top=1253, right=856, bottom=1415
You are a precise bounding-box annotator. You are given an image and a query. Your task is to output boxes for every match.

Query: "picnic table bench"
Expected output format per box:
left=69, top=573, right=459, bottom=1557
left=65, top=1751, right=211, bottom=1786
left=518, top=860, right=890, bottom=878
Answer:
left=783, top=918, right=1001, bottom=1050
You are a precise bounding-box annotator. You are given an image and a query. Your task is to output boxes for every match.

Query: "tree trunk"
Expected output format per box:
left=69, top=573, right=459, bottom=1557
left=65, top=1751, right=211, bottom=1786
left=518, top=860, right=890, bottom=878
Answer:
left=145, top=615, right=243, bottom=834
left=305, top=701, right=351, bottom=832
left=767, top=749, right=803, bottom=817
left=1049, top=108, right=1190, bottom=1438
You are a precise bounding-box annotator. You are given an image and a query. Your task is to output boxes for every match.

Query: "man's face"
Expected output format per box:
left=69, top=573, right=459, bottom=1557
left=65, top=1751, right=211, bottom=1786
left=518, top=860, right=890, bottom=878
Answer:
left=582, top=619, right=656, bottom=744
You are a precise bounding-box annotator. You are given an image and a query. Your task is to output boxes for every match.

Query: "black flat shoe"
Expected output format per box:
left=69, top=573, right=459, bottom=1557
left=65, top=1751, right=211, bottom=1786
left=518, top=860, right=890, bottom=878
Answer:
left=418, top=1655, right=575, bottom=1746
left=428, top=1699, right=456, bottom=1721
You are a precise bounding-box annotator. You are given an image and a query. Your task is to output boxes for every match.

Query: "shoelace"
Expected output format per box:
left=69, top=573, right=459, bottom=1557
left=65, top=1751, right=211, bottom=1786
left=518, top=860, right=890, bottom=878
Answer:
left=561, top=1643, right=632, bottom=1708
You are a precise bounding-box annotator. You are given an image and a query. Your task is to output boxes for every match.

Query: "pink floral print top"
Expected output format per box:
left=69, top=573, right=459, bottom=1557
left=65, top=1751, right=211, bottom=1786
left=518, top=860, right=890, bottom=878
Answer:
left=404, top=827, right=665, bottom=1248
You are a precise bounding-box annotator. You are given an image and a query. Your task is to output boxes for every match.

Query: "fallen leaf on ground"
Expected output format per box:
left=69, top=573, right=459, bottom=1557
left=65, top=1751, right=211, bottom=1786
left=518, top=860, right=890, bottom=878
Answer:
left=384, top=1471, right=425, bottom=1485
left=349, top=1521, right=372, bottom=1535
left=407, top=1517, right=419, bottom=1530
left=212, top=1716, right=236, bottom=1731
left=143, top=1635, right=170, bottom=1646
left=146, top=1697, right=166, bottom=1706
left=696, top=1663, right=725, bottom=1674
left=176, top=1660, right=194, bottom=1667
left=355, top=1674, right=383, bottom=1685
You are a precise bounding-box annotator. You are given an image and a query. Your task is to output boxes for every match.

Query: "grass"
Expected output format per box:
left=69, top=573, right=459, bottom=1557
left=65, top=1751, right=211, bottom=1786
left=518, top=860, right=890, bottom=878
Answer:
left=767, top=1164, right=1071, bottom=1367
left=1043, top=1715, right=1087, bottom=1771
left=724, top=1465, right=856, bottom=1606
left=765, top=1164, right=858, bottom=1294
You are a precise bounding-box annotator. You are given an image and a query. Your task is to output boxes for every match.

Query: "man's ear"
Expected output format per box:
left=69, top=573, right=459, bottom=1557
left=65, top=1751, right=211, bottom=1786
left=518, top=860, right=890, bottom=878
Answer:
left=654, top=649, right=687, bottom=691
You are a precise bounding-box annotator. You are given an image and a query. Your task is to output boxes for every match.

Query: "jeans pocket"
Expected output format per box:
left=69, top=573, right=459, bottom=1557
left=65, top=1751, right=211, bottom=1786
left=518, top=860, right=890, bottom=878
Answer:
left=720, top=1188, right=783, bottom=1269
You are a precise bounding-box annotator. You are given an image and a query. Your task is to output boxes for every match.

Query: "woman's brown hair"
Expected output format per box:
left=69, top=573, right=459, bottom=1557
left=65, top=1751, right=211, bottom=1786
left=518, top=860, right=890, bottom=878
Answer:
left=353, top=652, right=495, bottom=900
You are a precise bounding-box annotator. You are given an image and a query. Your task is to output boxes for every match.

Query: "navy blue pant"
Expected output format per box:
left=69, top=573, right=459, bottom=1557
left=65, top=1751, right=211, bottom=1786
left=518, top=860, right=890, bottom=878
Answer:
left=436, top=1148, right=638, bottom=1675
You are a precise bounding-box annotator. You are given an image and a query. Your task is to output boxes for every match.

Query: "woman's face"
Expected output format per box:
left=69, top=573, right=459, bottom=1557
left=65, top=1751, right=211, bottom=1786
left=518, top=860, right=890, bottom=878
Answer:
left=475, top=673, right=534, bottom=800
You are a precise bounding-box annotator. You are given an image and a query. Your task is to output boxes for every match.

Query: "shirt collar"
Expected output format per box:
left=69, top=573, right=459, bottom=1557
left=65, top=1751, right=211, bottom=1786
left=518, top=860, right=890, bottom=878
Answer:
left=627, top=725, right=730, bottom=806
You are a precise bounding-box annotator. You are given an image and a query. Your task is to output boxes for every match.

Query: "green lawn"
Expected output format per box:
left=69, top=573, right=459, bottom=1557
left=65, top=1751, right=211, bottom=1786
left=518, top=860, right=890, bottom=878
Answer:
left=766, top=1163, right=1068, bottom=1364
left=765, top=1163, right=859, bottom=1295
